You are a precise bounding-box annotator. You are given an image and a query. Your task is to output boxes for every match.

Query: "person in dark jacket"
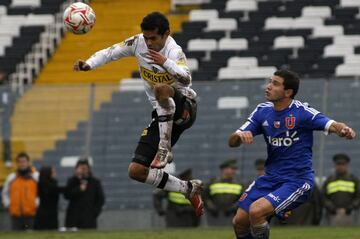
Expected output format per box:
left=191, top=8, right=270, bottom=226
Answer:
left=153, top=168, right=200, bottom=227
left=34, top=166, right=64, bottom=230
left=203, top=159, right=243, bottom=226
left=322, top=153, right=360, bottom=226
left=64, top=158, right=105, bottom=229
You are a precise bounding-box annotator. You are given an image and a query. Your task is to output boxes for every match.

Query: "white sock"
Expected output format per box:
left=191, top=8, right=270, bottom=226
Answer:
left=156, top=98, right=175, bottom=149
left=145, top=168, right=189, bottom=194
left=251, top=222, right=270, bottom=239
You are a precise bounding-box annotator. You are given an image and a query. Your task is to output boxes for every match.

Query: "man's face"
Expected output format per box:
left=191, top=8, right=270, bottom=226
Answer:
left=265, top=75, right=291, bottom=102
left=222, top=167, right=237, bottom=179
left=17, top=157, right=30, bottom=170
left=143, top=29, right=169, bottom=52
left=256, top=166, right=265, bottom=176
left=76, top=164, right=90, bottom=177
left=335, top=162, right=348, bottom=175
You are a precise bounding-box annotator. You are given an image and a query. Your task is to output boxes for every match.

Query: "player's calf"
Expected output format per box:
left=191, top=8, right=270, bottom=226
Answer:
left=233, top=209, right=253, bottom=239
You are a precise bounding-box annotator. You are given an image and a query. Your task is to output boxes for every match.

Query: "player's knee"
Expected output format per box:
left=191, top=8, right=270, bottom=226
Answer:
left=128, top=163, right=148, bottom=182
left=232, top=214, right=241, bottom=226
left=154, top=84, right=173, bottom=102
left=249, top=203, right=264, bottom=220
left=233, top=215, right=249, bottom=234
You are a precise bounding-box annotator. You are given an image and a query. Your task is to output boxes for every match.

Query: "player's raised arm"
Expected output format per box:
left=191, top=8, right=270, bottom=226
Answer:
left=328, top=121, right=356, bottom=139
left=228, top=130, right=254, bottom=147
left=74, top=36, right=138, bottom=71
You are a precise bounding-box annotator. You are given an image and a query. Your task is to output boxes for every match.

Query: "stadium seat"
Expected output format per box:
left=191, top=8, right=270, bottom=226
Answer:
left=11, top=0, right=41, bottom=7
left=0, top=5, right=7, bottom=16
left=340, top=0, right=360, bottom=7
left=218, top=66, right=276, bottom=80
left=336, top=64, right=360, bottom=76
left=206, top=18, right=237, bottom=32
left=344, top=55, right=360, bottom=64
left=264, top=17, right=294, bottom=30
left=301, top=6, right=332, bottom=18
left=227, top=57, right=258, bottom=68
left=0, top=36, right=12, bottom=56
left=187, top=39, right=217, bottom=51
left=274, top=36, right=305, bottom=49
left=25, top=14, right=55, bottom=26
left=324, top=45, right=354, bottom=57
left=225, top=0, right=257, bottom=12
left=312, top=25, right=344, bottom=37
left=189, top=9, right=218, bottom=21
left=218, top=38, right=247, bottom=51
left=333, top=35, right=360, bottom=46
left=293, top=17, right=324, bottom=29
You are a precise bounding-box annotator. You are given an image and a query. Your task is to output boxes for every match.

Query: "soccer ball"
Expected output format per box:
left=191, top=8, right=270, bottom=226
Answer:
left=63, top=2, right=96, bottom=35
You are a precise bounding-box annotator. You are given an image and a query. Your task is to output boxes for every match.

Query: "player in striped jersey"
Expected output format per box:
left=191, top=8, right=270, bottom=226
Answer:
left=73, top=12, right=203, bottom=217
left=228, top=69, right=356, bottom=239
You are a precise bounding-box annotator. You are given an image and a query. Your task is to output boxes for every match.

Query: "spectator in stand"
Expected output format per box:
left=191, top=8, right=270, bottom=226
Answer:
left=64, top=158, right=105, bottom=229
left=34, top=166, right=64, bottom=230
left=322, top=153, right=360, bottom=226
left=1, top=152, right=39, bottom=230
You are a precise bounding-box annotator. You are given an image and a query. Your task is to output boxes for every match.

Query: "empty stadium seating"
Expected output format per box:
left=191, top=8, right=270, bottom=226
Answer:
left=0, top=0, right=63, bottom=79
left=166, top=0, right=360, bottom=80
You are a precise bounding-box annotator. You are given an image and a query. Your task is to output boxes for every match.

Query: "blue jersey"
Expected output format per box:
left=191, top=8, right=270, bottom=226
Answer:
left=239, top=100, right=333, bottom=181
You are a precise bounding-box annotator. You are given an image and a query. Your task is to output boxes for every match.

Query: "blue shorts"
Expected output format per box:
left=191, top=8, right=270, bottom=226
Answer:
left=237, top=175, right=313, bottom=217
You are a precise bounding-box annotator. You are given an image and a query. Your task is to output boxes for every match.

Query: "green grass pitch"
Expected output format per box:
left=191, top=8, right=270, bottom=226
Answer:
left=1, top=227, right=360, bottom=239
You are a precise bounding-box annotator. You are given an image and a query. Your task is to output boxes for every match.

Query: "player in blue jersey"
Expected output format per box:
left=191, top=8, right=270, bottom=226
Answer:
left=228, top=69, right=356, bottom=239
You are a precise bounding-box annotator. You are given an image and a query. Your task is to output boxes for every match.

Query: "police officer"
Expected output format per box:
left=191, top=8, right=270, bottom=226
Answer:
left=153, top=169, right=200, bottom=227
left=322, top=153, right=360, bottom=226
left=203, top=159, right=243, bottom=226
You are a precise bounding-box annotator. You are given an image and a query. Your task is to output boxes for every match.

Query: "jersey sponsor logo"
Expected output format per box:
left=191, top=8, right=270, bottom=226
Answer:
left=285, top=115, right=296, bottom=129
left=267, top=131, right=299, bottom=147
left=140, top=67, right=175, bottom=85
left=274, top=121, right=281, bottom=128
left=268, top=193, right=281, bottom=203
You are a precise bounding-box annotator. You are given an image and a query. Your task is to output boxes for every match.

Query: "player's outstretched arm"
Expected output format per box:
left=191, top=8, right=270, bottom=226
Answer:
left=329, top=121, right=356, bottom=139
left=74, top=59, right=91, bottom=71
left=228, top=131, right=254, bottom=147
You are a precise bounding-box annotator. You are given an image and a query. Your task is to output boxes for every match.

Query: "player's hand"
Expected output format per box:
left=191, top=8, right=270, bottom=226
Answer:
left=147, top=49, right=167, bottom=66
left=339, top=126, right=356, bottom=139
left=236, top=131, right=254, bottom=145
left=74, top=59, right=91, bottom=71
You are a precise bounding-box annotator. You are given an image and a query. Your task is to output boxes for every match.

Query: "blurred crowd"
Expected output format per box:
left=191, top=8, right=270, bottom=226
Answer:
left=1, top=153, right=104, bottom=231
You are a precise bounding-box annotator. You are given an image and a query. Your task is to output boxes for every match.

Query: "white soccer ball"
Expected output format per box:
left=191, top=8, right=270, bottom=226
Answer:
left=63, top=2, right=96, bottom=35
